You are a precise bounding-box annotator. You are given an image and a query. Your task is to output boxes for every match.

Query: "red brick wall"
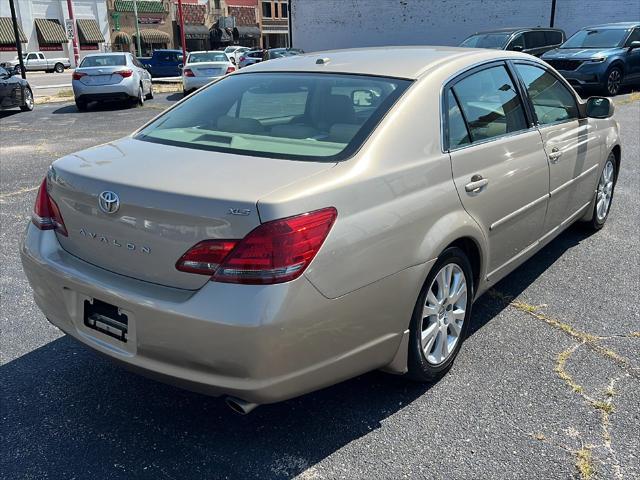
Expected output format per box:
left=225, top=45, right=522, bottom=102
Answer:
left=228, top=6, right=257, bottom=26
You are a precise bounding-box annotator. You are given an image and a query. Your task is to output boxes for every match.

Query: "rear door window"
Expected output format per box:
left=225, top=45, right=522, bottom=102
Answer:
left=451, top=65, right=528, bottom=143
left=514, top=63, right=578, bottom=125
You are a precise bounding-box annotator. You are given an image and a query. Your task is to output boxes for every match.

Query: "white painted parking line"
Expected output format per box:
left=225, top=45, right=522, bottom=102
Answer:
left=33, top=84, right=71, bottom=89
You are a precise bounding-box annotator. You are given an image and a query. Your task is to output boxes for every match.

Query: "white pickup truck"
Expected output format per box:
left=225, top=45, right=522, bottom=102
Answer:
left=2, top=52, right=71, bottom=73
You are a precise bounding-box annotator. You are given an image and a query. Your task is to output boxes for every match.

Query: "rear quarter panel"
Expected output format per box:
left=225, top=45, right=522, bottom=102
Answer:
left=257, top=76, right=487, bottom=300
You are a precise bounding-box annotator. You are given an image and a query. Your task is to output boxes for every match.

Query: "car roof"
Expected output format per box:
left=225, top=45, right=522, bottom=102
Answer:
left=472, top=27, right=561, bottom=35
left=83, top=52, right=129, bottom=56
left=189, top=50, right=226, bottom=54
left=236, top=46, right=536, bottom=80
left=581, top=22, right=640, bottom=29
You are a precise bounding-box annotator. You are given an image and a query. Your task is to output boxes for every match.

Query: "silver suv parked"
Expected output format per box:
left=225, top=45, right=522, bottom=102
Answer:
left=21, top=47, right=620, bottom=414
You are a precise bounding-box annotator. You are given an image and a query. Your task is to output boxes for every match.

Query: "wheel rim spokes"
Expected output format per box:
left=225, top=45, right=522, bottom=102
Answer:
left=596, top=160, right=614, bottom=221
left=608, top=71, right=620, bottom=94
left=421, top=263, right=467, bottom=365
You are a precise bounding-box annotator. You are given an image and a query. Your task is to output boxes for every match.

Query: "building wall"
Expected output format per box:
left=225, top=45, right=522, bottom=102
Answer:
left=291, top=0, right=639, bottom=52
left=1, top=0, right=110, bottom=65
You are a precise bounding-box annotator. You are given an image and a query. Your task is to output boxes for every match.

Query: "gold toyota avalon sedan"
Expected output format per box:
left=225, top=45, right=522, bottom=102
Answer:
left=21, top=47, right=620, bottom=414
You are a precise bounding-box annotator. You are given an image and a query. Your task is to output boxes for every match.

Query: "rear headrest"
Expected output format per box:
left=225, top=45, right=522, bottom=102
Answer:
left=327, top=123, right=360, bottom=144
left=217, top=115, right=265, bottom=134
left=316, top=95, right=356, bottom=130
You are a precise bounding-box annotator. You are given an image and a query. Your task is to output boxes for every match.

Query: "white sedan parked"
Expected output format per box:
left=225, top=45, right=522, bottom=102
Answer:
left=182, top=51, right=236, bottom=96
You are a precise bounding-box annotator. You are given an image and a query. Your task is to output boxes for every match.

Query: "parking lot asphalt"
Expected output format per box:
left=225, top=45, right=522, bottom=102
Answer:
left=1, top=93, right=639, bottom=479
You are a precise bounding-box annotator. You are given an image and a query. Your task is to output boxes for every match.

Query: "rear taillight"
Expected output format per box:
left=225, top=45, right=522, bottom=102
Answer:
left=176, top=207, right=337, bottom=284
left=225, top=66, right=236, bottom=74
left=114, top=69, right=133, bottom=78
left=176, top=240, right=238, bottom=275
left=72, top=72, right=86, bottom=80
left=32, top=178, right=68, bottom=236
left=183, top=68, right=195, bottom=77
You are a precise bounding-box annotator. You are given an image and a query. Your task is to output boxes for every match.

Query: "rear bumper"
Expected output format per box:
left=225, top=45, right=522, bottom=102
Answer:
left=73, top=80, right=138, bottom=101
left=182, top=75, right=218, bottom=91
left=20, top=224, right=420, bottom=404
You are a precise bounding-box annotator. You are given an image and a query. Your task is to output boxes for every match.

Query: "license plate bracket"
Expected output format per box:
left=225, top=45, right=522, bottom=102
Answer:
left=83, top=298, right=128, bottom=343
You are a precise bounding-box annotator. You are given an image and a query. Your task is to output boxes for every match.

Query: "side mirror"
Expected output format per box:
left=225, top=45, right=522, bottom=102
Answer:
left=511, top=44, right=524, bottom=52
left=230, top=57, right=236, bottom=65
left=628, top=40, right=640, bottom=51
left=586, top=97, right=614, bottom=119
left=178, top=63, right=183, bottom=69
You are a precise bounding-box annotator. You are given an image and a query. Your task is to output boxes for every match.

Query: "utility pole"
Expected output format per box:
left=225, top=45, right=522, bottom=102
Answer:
left=65, top=0, right=80, bottom=67
left=8, top=0, right=26, bottom=79
left=133, top=0, right=142, bottom=56
left=177, top=0, right=187, bottom=62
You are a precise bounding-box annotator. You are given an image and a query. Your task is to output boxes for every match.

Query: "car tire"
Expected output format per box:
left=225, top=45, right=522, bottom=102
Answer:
left=75, top=98, right=88, bottom=111
left=132, top=86, right=144, bottom=108
left=54, top=63, right=64, bottom=73
left=406, top=246, right=474, bottom=383
left=603, top=66, right=623, bottom=96
left=183, top=88, right=190, bottom=97
left=20, top=87, right=34, bottom=112
left=145, top=83, right=154, bottom=100
left=586, top=153, right=617, bottom=230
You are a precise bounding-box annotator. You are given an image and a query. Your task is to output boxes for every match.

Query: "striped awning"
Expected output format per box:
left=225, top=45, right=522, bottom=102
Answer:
left=134, top=29, right=171, bottom=44
left=77, top=19, right=104, bottom=43
left=34, top=18, right=67, bottom=44
left=113, top=31, right=131, bottom=45
left=114, top=1, right=165, bottom=13
left=0, top=17, right=27, bottom=44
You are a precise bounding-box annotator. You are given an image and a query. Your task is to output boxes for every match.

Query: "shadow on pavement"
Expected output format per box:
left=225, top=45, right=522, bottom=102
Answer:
left=166, top=92, right=183, bottom=102
left=52, top=101, right=136, bottom=115
left=0, top=225, right=589, bottom=479
left=0, top=110, right=24, bottom=119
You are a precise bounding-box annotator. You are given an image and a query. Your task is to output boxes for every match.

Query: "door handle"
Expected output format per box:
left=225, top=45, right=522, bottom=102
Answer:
left=465, top=174, right=489, bottom=193
left=548, top=147, right=562, bottom=162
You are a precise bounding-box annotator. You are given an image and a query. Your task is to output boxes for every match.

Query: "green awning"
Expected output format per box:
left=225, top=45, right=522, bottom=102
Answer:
left=114, top=1, right=166, bottom=13
left=0, top=17, right=27, bottom=44
left=113, top=31, right=132, bottom=45
left=77, top=19, right=104, bottom=43
left=134, top=29, right=171, bottom=44
left=34, top=18, right=67, bottom=44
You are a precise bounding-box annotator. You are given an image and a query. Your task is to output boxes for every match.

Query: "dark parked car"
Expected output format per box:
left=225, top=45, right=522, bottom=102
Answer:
left=460, top=27, right=565, bottom=57
left=0, top=66, right=33, bottom=112
left=138, top=49, right=184, bottom=77
left=238, top=48, right=304, bottom=68
left=542, top=22, right=640, bottom=96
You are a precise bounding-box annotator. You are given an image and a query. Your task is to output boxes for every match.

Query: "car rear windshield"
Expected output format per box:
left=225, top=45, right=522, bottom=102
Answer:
left=188, top=52, right=228, bottom=63
left=460, top=33, right=510, bottom=49
left=562, top=28, right=630, bottom=48
left=80, top=55, right=127, bottom=67
left=136, top=72, right=411, bottom=162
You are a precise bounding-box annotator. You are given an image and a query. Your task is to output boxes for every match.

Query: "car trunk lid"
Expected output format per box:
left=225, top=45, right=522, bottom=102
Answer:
left=76, top=66, right=127, bottom=86
left=49, top=137, right=335, bottom=290
left=188, top=62, right=230, bottom=77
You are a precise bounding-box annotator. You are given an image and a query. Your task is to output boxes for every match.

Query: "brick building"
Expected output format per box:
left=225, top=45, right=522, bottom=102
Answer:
left=260, top=0, right=288, bottom=48
left=108, top=0, right=173, bottom=55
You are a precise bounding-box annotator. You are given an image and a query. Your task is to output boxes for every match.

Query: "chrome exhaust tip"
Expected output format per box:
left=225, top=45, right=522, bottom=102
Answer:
left=225, top=396, right=258, bottom=415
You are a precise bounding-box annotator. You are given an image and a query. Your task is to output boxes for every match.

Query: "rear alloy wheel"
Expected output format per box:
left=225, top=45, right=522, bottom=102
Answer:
left=54, top=63, right=64, bottom=73
left=20, top=87, right=34, bottom=112
left=587, top=154, right=616, bottom=230
left=407, top=247, right=473, bottom=382
left=604, top=67, right=623, bottom=96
